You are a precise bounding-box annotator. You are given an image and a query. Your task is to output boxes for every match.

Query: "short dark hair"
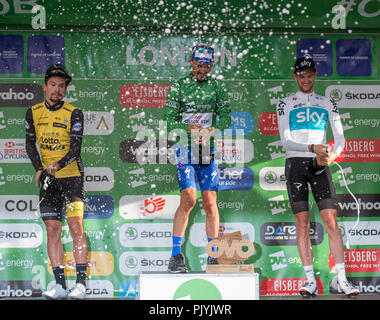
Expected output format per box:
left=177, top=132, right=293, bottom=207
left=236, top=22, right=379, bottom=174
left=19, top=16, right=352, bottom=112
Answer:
left=45, top=64, right=72, bottom=86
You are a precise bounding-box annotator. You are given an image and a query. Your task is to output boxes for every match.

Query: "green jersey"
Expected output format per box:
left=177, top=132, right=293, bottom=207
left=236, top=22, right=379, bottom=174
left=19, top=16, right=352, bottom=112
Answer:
left=164, top=73, right=231, bottom=147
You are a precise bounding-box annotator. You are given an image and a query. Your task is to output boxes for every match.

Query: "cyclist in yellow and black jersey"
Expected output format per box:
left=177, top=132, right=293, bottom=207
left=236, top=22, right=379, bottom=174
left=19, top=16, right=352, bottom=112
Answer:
left=25, top=98, right=84, bottom=178
left=25, top=64, right=87, bottom=300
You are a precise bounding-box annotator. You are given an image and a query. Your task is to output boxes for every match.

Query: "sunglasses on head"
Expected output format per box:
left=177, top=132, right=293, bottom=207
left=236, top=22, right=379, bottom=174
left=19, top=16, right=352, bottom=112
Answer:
left=195, top=46, right=214, bottom=54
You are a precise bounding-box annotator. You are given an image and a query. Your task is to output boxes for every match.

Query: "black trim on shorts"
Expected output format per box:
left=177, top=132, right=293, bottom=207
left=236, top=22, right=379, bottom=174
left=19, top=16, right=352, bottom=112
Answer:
left=285, top=157, right=337, bottom=214
left=39, top=176, right=85, bottom=221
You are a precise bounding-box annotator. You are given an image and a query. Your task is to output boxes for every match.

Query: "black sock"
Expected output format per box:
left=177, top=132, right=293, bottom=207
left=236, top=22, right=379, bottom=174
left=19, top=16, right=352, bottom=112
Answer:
left=52, top=266, right=66, bottom=289
left=76, top=263, right=87, bottom=286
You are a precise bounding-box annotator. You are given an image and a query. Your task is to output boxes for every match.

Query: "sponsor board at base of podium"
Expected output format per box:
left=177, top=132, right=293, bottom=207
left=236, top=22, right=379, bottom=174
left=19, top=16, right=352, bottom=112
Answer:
left=139, top=272, right=259, bottom=300
left=139, top=231, right=258, bottom=300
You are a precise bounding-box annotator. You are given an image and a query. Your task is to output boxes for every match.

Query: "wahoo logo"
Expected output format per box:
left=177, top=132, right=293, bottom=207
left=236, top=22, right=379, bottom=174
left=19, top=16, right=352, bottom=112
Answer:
left=290, top=107, right=328, bottom=131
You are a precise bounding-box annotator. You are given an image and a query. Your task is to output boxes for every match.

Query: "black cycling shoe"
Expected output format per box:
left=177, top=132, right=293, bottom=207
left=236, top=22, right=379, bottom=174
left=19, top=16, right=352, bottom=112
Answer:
left=207, top=256, right=219, bottom=265
left=168, top=253, right=188, bottom=273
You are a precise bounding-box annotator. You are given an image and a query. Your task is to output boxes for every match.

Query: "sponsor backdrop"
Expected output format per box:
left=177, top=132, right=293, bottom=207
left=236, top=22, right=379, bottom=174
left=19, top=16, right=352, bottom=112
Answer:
left=0, top=1, right=380, bottom=298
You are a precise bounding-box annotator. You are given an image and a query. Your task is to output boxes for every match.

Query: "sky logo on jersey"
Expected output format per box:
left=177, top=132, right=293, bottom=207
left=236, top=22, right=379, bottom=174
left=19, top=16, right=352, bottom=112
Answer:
left=290, top=107, right=328, bottom=131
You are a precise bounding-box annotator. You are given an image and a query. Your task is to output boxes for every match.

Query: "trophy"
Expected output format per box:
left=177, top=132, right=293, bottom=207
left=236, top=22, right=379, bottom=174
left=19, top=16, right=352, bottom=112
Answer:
left=205, top=231, right=255, bottom=273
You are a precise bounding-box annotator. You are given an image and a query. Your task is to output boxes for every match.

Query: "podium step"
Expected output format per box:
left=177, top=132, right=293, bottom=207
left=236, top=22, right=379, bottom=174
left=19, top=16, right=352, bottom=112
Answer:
left=139, top=271, right=259, bottom=300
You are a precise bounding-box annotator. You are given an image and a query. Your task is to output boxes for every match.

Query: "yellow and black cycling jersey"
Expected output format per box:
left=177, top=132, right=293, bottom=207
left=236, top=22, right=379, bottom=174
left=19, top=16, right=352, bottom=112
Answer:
left=25, top=100, right=84, bottom=178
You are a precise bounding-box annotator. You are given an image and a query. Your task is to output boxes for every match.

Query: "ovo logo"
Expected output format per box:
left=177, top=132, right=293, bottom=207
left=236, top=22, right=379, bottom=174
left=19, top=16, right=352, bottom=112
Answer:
left=206, top=239, right=254, bottom=260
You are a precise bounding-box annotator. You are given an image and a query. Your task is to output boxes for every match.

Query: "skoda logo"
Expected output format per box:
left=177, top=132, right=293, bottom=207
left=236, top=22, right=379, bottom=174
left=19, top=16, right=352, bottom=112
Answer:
left=125, top=227, right=138, bottom=240
left=330, top=89, right=342, bottom=102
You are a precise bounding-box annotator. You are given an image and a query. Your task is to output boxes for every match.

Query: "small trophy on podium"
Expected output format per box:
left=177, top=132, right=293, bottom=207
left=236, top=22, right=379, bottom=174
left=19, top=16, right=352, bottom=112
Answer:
left=205, top=231, right=255, bottom=273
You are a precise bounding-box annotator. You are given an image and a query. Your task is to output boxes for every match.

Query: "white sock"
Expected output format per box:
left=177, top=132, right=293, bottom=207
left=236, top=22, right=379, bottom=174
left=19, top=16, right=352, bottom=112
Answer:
left=335, top=262, right=347, bottom=283
left=303, top=265, right=316, bottom=283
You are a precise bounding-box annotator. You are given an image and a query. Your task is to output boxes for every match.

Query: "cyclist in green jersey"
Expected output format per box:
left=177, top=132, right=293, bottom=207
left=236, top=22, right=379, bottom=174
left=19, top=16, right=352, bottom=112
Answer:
left=164, top=44, right=231, bottom=273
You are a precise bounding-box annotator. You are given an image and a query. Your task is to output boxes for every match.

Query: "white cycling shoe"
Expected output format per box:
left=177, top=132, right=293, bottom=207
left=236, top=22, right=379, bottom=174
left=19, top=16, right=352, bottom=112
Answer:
left=42, top=284, right=69, bottom=300
left=299, top=281, right=318, bottom=298
left=338, top=280, right=360, bottom=297
left=68, top=283, right=86, bottom=300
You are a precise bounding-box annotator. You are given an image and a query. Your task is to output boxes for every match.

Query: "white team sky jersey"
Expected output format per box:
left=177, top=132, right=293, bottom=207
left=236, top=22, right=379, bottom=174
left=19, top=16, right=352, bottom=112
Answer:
left=276, top=91, right=345, bottom=158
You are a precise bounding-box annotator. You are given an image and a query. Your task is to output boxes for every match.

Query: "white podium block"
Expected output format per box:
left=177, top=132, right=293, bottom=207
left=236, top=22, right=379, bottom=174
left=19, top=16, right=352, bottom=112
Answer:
left=139, top=271, right=259, bottom=300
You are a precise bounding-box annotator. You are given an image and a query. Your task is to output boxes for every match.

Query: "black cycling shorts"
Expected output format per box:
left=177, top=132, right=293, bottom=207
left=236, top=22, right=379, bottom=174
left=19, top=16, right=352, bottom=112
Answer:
left=285, top=157, right=337, bottom=214
left=39, top=176, right=85, bottom=221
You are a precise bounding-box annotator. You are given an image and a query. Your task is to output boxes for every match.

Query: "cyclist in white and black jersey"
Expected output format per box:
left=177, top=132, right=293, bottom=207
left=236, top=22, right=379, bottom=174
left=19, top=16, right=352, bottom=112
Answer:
left=276, top=55, right=359, bottom=298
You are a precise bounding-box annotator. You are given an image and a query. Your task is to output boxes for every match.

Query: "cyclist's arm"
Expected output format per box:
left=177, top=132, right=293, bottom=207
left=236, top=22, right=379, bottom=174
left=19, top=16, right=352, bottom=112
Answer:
left=328, top=98, right=345, bottom=157
left=276, top=100, right=309, bottom=152
left=164, top=82, right=188, bottom=132
left=25, top=107, right=43, bottom=172
left=214, top=81, right=231, bottom=131
left=57, top=108, right=84, bottom=170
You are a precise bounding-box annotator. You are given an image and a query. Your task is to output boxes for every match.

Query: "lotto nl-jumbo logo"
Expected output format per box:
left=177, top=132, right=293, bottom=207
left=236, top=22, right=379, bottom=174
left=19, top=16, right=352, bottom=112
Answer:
left=289, top=107, right=328, bottom=131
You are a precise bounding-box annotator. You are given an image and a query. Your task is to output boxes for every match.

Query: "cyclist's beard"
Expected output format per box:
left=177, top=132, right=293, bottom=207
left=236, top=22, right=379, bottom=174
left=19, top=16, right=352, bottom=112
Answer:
left=194, top=71, right=209, bottom=81
left=299, top=82, right=314, bottom=94
left=48, top=93, right=63, bottom=104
